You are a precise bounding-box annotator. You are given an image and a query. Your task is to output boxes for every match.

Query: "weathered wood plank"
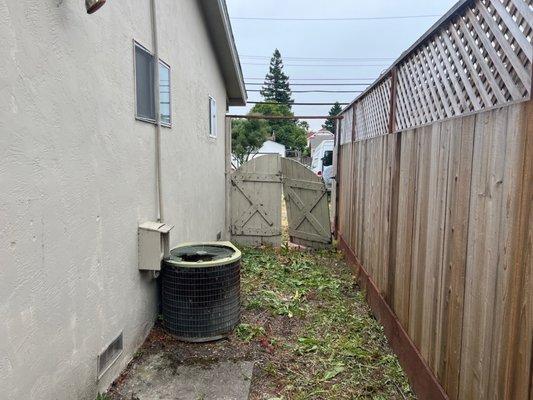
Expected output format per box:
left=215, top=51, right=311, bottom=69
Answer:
left=349, top=142, right=358, bottom=251
left=491, top=101, right=533, bottom=400
left=386, top=133, right=401, bottom=304
left=408, top=124, right=434, bottom=349
left=439, top=114, right=475, bottom=400
left=419, top=121, right=447, bottom=364
left=425, top=119, right=451, bottom=371
left=459, top=106, right=509, bottom=400
left=393, top=129, right=418, bottom=327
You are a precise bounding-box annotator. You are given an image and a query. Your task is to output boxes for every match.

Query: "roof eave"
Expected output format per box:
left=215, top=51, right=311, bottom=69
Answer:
left=199, top=0, right=247, bottom=106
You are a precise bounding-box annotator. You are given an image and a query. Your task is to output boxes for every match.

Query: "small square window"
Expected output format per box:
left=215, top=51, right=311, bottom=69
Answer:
left=209, top=96, right=217, bottom=138
left=134, top=41, right=171, bottom=127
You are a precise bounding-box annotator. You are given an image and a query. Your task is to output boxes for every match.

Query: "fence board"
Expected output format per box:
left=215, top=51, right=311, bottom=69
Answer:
left=439, top=115, right=475, bottom=400
left=408, top=124, right=434, bottom=350
left=459, top=106, right=508, bottom=400
left=392, top=129, right=418, bottom=327
left=425, top=119, right=451, bottom=371
left=494, top=100, right=532, bottom=400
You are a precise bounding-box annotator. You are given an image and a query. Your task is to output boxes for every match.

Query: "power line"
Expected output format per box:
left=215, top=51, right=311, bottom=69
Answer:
left=242, top=62, right=389, bottom=67
left=227, top=114, right=344, bottom=120
left=245, top=82, right=372, bottom=86
left=241, top=55, right=395, bottom=61
left=245, top=77, right=378, bottom=81
left=231, top=14, right=441, bottom=21
left=246, top=101, right=350, bottom=106
left=247, top=89, right=363, bottom=93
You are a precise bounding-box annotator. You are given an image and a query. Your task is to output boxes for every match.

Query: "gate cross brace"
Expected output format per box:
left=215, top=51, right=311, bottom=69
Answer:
left=231, top=177, right=275, bottom=228
left=285, top=186, right=329, bottom=239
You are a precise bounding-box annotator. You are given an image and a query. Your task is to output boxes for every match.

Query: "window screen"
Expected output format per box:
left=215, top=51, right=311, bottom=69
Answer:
left=135, top=44, right=156, bottom=121
left=209, top=97, right=217, bottom=138
left=159, top=62, right=171, bottom=126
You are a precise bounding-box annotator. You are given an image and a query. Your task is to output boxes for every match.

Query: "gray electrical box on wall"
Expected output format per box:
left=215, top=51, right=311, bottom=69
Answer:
left=138, top=222, right=173, bottom=271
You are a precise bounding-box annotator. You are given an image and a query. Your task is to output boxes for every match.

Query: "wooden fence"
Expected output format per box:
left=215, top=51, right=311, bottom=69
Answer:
left=335, top=0, right=532, bottom=399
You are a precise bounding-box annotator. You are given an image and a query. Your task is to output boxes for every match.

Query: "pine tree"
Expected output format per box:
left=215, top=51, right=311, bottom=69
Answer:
left=260, top=49, right=294, bottom=106
left=230, top=49, right=305, bottom=158
left=323, top=102, right=343, bottom=133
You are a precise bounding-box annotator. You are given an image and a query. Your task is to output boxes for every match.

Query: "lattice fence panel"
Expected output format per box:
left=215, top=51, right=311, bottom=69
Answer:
left=339, top=0, right=531, bottom=138
left=396, top=0, right=532, bottom=130
left=340, top=106, right=354, bottom=145
left=354, top=77, right=392, bottom=141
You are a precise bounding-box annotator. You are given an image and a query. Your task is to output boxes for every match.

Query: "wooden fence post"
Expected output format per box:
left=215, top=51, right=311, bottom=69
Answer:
left=224, top=117, right=232, bottom=240
left=333, top=118, right=342, bottom=238
left=388, top=68, right=398, bottom=134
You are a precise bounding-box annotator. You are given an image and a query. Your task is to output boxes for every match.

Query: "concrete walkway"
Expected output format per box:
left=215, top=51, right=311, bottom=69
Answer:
left=116, top=353, right=254, bottom=400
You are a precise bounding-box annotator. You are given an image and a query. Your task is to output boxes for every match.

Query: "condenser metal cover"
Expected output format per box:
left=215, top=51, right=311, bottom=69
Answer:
left=161, top=242, right=241, bottom=342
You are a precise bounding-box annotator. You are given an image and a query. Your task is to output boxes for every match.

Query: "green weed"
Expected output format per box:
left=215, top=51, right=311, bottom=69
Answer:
left=235, top=323, right=265, bottom=342
left=239, top=244, right=415, bottom=399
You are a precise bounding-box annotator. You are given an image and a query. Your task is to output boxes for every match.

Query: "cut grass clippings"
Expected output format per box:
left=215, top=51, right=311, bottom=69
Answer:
left=106, top=244, right=415, bottom=400
left=240, top=245, right=415, bottom=400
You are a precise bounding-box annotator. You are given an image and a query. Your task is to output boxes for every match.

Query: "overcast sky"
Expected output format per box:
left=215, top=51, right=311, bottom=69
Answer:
left=226, top=0, right=458, bottom=130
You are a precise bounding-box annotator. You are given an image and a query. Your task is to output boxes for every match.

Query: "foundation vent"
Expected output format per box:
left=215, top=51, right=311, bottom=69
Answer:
left=97, top=332, right=123, bottom=379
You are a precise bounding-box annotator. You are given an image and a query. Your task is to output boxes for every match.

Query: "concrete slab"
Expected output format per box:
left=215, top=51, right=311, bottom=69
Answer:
left=117, top=353, right=254, bottom=400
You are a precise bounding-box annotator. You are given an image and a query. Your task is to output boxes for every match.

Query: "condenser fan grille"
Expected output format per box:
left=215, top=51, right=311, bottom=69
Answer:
left=162, top=243, right=241, bottom=342
left=170, top=244, right=235, bottom=263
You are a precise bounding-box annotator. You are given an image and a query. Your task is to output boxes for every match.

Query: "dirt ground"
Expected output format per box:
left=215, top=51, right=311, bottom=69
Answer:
left=105, top=243, right=414, bottom=400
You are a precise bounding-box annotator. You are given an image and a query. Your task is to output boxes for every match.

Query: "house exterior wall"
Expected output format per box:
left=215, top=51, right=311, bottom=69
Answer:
left=0, top=1, right=230, bottom=399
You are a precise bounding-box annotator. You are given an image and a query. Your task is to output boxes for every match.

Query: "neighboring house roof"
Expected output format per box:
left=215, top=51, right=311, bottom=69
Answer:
left=255, top=140, right=286, bottom=157
left=308, top=129, right=334, bottom=140
left=199, top=0, right=247, bottom=106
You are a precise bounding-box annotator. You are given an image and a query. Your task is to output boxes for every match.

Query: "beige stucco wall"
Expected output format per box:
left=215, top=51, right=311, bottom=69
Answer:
left=0, top=1, right=229, bottom=399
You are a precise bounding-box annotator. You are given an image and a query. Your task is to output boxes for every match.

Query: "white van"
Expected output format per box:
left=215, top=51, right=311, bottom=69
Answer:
left=311, top=139, right=334, bottom=176
left=311, top=139, right=334, bottom=192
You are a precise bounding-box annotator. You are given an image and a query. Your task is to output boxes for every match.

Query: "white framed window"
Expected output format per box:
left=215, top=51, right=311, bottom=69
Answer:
left=159, top=61, right=171, bottom=126
left=133, top=41, right=171, bottom=127
left=209, top=96, right=217, bottom=138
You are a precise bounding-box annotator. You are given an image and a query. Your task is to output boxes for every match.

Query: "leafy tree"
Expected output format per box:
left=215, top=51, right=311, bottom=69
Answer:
left=231, top=117, right=269, bottom=166
left=298, top=121, right=311, bottom=156
left=275, top=123, right=307, bottom=152
left=249, top=103, right=307, bottom=153
left=298, top=120, right=310, bottom=131
left=251, top=102, right=292, bottom=119
left=260, top=49, right=293, bottom=106
left=323, top=102, right=343, bottom=133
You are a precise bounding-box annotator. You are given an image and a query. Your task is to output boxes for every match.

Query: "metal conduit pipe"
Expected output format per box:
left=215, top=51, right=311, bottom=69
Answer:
left=150, top=0, right=164, bottom=223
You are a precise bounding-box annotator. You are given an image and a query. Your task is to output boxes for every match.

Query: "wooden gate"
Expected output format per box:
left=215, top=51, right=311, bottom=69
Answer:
left=230, top=155, right=331, bottom=249
left=230, top=154, right=282, bottom=246
left=281, top=158, right=332, bottom=248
